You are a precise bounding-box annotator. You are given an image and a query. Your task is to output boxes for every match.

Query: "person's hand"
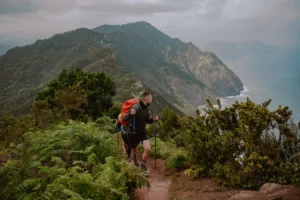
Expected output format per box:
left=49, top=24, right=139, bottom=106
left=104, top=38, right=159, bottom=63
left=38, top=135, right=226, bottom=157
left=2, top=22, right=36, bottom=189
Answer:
left=130, top=109, right=136, bottom=115
left=153, top=114, right=158, bottom=121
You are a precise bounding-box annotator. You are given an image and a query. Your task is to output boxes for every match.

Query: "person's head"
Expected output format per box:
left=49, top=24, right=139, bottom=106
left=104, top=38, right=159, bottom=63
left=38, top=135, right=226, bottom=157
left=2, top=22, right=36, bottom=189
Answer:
left=140, top=91, right=152, bottom=106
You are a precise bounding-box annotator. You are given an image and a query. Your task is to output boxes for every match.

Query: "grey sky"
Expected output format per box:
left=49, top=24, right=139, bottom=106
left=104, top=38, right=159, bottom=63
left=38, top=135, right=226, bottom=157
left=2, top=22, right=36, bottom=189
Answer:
left=0, top=0, right=299, bottom=47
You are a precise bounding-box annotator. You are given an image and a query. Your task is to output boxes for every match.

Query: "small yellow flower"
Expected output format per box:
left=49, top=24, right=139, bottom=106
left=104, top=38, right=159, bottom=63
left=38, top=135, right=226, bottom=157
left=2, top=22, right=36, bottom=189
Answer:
left=244, top=167, right=249, bottom=173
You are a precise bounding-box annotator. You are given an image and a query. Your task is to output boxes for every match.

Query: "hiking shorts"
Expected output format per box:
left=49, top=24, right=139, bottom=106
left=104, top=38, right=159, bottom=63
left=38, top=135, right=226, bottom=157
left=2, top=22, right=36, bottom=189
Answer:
left=122, top=129, right=148, bottom=149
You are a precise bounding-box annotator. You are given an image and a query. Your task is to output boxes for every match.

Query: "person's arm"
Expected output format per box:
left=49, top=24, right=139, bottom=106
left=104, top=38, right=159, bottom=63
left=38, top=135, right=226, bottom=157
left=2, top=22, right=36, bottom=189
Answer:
left=146, top=111, right=155, bottom=124
left=122, top=104, right=139, bottom=122
left=122, top=112, right=131, bottom=122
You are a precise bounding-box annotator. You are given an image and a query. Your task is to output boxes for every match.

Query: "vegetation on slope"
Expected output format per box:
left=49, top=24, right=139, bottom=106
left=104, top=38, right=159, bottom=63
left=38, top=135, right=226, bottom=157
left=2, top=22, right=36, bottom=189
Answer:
left=94, top=21, right=243, bottom=112
left=0, top=69, right=149, bottom=199
left=1, top=47, right=300, bottom=199
left=0, top=120, right=149, bottom=199
left=0, top=28, right=180, bottom=116
left=156, top=99, right=300, bottom=189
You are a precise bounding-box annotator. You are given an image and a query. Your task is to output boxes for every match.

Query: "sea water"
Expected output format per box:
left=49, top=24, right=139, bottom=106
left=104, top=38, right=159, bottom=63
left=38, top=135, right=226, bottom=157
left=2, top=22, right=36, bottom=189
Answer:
left=199, top=59, right=300, bottom=123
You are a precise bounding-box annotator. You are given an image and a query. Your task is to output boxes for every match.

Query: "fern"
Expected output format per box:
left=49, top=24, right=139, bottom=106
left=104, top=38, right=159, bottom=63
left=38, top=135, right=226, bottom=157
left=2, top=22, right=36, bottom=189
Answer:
left=17, top=178, right=41, bottom=193
left=61, top=189, right=84, bottom=200
left=86, top=153, right=97, bottom=167
left=51, top=157, right=67, bottom=168
left=165, top=149, right=189, bottom=170
left=72, top=160, right=86, bottom=167
left=0, top=120, right=147, bottom=199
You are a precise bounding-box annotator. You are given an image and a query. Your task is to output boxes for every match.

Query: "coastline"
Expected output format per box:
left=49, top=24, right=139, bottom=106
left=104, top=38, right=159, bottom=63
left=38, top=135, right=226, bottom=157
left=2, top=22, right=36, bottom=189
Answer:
left=198, top=86, right=250, bottom=110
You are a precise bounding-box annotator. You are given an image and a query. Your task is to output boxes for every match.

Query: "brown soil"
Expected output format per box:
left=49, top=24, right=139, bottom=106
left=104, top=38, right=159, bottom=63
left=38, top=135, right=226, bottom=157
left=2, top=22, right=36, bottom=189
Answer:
left=131, top=157, right=300, bottom=200
left=131, top=158, right=171, bottom=200
left=169, top=171, right=238, bottom=200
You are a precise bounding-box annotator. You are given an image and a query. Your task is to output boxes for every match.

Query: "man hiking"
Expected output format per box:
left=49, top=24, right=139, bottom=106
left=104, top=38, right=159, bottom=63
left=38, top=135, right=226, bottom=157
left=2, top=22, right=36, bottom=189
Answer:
left=122, top=92, right=158, bottom=175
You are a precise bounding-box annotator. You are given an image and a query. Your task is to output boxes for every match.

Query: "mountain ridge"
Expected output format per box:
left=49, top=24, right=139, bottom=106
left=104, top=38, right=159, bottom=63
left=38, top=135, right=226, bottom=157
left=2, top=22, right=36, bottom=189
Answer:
left=0, top=28, right=181, bottom=115
left=0, top=22, right=243, bottom=115
left=93, top=21, right=243, bottom=111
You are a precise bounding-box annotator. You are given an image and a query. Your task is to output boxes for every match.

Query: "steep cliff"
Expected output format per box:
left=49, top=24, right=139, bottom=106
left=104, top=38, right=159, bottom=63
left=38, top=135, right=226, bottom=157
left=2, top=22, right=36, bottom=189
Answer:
left=94, top=21, right=243, bottom=112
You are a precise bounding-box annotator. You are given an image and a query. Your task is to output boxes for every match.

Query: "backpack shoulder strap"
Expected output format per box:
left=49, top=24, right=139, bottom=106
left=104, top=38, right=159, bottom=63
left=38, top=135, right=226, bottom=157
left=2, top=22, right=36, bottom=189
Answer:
left=132, top=103, right=141, bottom=113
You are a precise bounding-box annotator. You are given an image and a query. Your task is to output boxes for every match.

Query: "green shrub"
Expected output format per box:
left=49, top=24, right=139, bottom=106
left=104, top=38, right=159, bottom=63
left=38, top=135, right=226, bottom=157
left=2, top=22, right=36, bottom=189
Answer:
left=34, top=67, right=116, bottom=121
left=149, top=138, right=176, bottom=159
left=0, top=120, right=149, bottom=199
left=147, top=107, right=179, bottom=140
left=171, top=98, right=300, bottom=189
left=0, top=114, right=36, bottom=145
left=165, top=149, right=189, bottom=170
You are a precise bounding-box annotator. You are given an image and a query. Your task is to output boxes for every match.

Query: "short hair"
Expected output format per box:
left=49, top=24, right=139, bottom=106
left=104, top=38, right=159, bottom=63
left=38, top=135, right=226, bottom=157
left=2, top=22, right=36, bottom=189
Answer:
left=140, top=91, right=151, bottom=100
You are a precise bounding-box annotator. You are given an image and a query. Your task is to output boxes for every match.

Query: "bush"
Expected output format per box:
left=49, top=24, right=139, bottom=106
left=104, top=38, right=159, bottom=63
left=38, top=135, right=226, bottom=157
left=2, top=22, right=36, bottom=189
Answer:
left=173, top=98, right=300, bottom=189
left=147, top=107, right=179, bottom=141
left=165, top=149, right=189, bottom=170
left=0, top=120, right=149, bottom=199
left=106, top=102, right=122, bottom=120
left=0, top=114, right=36, bottom=145
left=149, top=137, right=176, bottom=159
left=34, top=67, right=116, bottom=121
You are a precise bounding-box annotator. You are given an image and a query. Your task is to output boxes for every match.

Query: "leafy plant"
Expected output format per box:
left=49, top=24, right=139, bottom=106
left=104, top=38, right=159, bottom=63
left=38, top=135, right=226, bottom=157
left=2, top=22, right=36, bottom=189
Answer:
left=165, top=149, right=189, bottom=171
left=0, top=119, right=149, bottom=199
left=34, top=67, right=116, bottom=121
left=171, top=98, right=300, bottom=189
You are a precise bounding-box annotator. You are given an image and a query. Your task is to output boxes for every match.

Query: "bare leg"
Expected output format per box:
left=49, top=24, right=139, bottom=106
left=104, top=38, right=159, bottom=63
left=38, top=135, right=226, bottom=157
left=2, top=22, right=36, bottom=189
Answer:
left=133, top=148, right=137, bottom=164
left=122, top=142, right=127, bottom=154
left=142, top=140, right=151, bottom=162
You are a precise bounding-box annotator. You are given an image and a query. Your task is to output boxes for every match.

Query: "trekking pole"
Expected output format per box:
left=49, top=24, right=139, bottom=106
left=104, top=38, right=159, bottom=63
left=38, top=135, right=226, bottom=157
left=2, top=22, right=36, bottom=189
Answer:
left=154, top=119, right=157, bottom=169
left=133, top=115, right=136, bottom=134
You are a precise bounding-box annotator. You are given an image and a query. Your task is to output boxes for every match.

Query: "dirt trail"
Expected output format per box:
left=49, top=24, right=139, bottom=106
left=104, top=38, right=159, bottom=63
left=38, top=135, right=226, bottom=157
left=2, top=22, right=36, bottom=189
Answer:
left=131, top=159, right=171, bottom=200
left=130, top=157, right=300, bottom=200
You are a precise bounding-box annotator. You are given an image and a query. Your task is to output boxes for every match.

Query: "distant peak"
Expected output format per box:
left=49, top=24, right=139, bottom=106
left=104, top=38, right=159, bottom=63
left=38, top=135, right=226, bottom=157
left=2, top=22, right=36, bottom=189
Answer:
left=130, top=21, right=152, bottom=26
left=93, top=21, right=154, bottom=30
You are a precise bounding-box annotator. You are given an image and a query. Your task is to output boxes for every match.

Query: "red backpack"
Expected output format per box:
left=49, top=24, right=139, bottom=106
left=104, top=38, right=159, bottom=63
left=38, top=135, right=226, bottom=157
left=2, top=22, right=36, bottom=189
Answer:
left=119, top=99, right=139, bottom=125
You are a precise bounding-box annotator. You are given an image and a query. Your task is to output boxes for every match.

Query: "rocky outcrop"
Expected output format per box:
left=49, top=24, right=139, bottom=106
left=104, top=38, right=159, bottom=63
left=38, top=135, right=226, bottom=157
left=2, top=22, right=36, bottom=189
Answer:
left=229, top=183, right=300, bottom=200
left=161, top=42, right=243, bottom=109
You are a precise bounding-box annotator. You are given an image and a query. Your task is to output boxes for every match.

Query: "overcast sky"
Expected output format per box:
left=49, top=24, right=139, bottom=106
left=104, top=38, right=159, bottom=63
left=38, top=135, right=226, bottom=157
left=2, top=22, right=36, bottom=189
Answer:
left=0, top=0, right=299, bottom=47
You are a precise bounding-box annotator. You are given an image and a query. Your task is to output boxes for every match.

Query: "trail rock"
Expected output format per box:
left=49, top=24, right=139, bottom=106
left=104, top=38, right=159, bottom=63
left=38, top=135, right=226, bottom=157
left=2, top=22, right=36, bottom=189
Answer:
left=259, top=183, right=300, bottom=200
left=229, top=191, right=267, bottom=200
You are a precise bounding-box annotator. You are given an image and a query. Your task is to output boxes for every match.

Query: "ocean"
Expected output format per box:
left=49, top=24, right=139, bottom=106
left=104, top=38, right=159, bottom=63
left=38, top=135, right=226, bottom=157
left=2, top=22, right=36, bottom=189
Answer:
left=200, top=57, right=300, bottom=123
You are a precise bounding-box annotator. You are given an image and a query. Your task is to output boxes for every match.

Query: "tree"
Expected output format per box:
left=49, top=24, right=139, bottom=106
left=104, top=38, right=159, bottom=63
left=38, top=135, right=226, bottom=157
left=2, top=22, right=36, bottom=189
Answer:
left=34, top=67, right=115, bottom=121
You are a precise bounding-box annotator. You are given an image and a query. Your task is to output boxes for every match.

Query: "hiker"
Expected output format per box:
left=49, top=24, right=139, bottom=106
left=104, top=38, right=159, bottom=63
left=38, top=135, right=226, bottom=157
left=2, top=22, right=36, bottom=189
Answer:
left=122, top=92, right=158, bottom=175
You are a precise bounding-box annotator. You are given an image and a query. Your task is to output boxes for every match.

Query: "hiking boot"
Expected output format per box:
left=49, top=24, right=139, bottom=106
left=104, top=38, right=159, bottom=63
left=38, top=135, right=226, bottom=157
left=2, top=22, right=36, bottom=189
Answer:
left=141, top=164, right=150, bottom=176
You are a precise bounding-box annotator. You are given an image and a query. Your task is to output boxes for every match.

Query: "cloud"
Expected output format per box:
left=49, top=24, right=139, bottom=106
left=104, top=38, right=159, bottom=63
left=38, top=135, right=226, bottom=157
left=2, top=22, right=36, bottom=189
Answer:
left=0, top=0, right=299, bottom=47
left=0, top=0, right=39, bottom=15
